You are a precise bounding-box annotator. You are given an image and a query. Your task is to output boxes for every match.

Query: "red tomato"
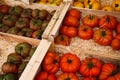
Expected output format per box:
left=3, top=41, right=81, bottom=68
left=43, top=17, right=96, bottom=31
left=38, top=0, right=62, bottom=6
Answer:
left=57, top=73, right=79, bottom=80
left=60, top=53, right=81, bottom=73
left=115, top=34, right=120, bottom=40
left=93, top=28, right=113, bottom=46
left=82, top=14, right=99, bottom=28
left=78, top=25, right=93, bottom=40
left=60, top=25, right=77, bottom=37
left=83, top=77, right=96, bottom=80
left=99, top=63, right=120, bottom=80
left=63, top=16, right=80, bottom=27
left=42, top=52, right=60, bottom=74
left=116, top=23, right=120, bottom=34
left=79, top=57, right=102, bottom=77
left=54, top=34, right=70, bottom=46
left=34, top=71, right=57, bottom=80
left=66, top=8, right=81, bottom=20
left=111, top=38, right=120, bottom=50
left=99, top=15, right=118, bottom=30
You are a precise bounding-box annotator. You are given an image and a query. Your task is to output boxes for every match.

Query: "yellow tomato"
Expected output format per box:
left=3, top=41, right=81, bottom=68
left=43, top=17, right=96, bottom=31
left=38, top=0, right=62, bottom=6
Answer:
left=112, top=0, right=120, bottom=12
left=84, top=0, right=97, bottom=5
left=73, top=1, right=84, bottom=8
left=101, top=5, right=114, bottom=12
left=85, top=1, right=101, bottom=10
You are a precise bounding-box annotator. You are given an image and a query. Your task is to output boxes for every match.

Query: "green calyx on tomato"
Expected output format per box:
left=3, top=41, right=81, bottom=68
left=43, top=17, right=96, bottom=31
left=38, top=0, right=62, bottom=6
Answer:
left=53, top=59, right=58, bottom=64
left=89, top=4, right=92, bottom=9
left=83, top=27, right=88, bottom=31
left=106, top=17, right=110, bottom=23
left=110, top=65, right=120, bottom=76
left=67, top=59, right=72, bottom=64
left=65, top=78, right=70, bottom=80
left=87, top=61, right=94, bottom=69
left=101, top=31, right=106, bottom=37
left=60, top=35, right=65, bottom=41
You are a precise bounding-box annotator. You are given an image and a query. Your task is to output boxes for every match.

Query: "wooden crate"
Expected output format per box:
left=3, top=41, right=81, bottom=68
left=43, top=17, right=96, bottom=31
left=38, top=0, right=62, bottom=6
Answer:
left=0, top=0, right=65, bottom=40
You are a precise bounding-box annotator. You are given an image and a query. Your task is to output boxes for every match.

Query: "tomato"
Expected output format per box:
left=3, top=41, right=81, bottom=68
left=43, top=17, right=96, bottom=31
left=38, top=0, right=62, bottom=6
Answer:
left=82, top=14, right=99, bottom=28
left=83, top=77, right=96, bottom=80
left=0, top=5, right=10, bottom=14
left=34, top=71, right=56, bottom=80
left=116, top=23, right=120, bottom=34
left=79, top=57, right=102, bottom=77
left=54, top=34, right=70, bottom=46
left=60, top=25, right=77, bottom=37
left=78, top=25, right=93, bottom=40
left=2, top=62, right=18, bottom=73
left=84, top=0, right=97, bottom=6
left=60, top=53, right=80, bottom=73
left=63, top=16, right=80, bottom=28
left=57, top=73, right=79, bottom=80
left=111, top=38, right=120, bottom=50
left=115, top=34, right=120, bottom=40
left=66, top=8, right=81, bottom=20
left=42, top=52, right=59, bottom=73
left=85, top=1, right=101, bottom=10
left=32, top=30, right=43, bottom=39
left=42, top=52, right=60, bottom=74
left=99, top=15, right=118, bottom=30
left=99, top=63, right=120, bottom=80
left=93, top=28, right=113, bottom=46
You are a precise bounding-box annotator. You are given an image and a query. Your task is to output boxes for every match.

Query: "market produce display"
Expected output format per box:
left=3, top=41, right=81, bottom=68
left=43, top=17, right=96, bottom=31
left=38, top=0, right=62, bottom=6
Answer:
left=73, top=0, right=120, bottom=12
left=34, top=52, right=120, bottom=80
left=0, top=4, right=55, bottom=39
left=0, top=41, right=37, bottom=80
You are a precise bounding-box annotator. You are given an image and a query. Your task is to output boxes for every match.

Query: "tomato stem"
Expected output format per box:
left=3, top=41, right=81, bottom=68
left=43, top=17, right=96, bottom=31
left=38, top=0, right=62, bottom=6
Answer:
left=115, top=4, right=119, bottom=7
left=89, top=4, right=92, bottom=9
left=65, top=78, right=70, bottom=80
left=53, top=59, right=58, bottom=64
left=106, top=16, right=110, bottom=23
left=83, top=27, right=88, bottom=31
left=89, top=15, right=94, bottom=20
left=101, top=31, right=106, bottom=37
left=60, top=35, right=64, bottom=41
left=88, top=0, right=90, bottom=4
left=87, top=61, right=93, bottom=69
left=67, top=59, right=72, bottom=64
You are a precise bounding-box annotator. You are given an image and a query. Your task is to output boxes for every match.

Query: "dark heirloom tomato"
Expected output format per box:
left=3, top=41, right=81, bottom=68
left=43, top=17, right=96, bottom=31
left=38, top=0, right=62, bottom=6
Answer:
left=78, top=25, right=93, bottom=40
left=34, top=71, right=56, bottom=80
left=60, top=25, right=77, bottom=37
left=57, top=73, right=79, bottom=80
left=66, top=8, right=81, bottom=20
left=99, top=15, right=118, bottom=30
left=42, top=52, right=59, bottom=74
left=99, top=63, right=120, bottom=80
left=0, top=5, right=10, bottom=14
left=54, top=34, right=70, bottom=46
left=60, top=53, right=80, bottom=73
left=93, top=28, right=113, bottom=46
left=79, top=57, right=102, bottom=77
left=63, top=16, right=80, bottom=28
left=83, top=77, right=96, bottom=80
left=82, top=14, right=99, bottom=28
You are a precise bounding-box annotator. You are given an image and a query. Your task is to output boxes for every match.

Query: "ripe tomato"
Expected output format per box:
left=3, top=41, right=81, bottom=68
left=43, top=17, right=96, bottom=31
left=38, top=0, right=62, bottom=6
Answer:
left=42, top=52, right=60, bottom=74
left=54, top=34, right=70, bottom=46
left=115, top=34, right=120, bottom=40
left=82, top=14, right=99, bottom=28
left=93, top=28, right=113, bottom=46
left=78, top=25, right=93, bottom=40
left=60, top=25, right=77, bottom=37
left=0, top=5, right=10, bottom=14
left=66, top=8, right=81, bottom=20
left=116, top=23, right=120, bottom=34
left=99, top=63, right=120, bottom=80
left=111, top=38, right=120, bottom=50
left=83, top=77, right=96, bottom=80
left=34, top=71, right=56, bottom=80
left=57, top=73, right=79, bottom=80
left=60, top=53, right=80, bottom=73
left=63, top=16, right=80, bottom=28
left=99, top=15, right=118, bottom=30
left=79, top=57, right=102, bottom=77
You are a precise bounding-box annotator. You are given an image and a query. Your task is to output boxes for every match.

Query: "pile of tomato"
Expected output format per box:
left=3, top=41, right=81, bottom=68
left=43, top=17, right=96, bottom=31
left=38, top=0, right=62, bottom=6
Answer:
left=55, top=8, right=120, bottom=50
left=34, top=52, right=120, bottom=80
